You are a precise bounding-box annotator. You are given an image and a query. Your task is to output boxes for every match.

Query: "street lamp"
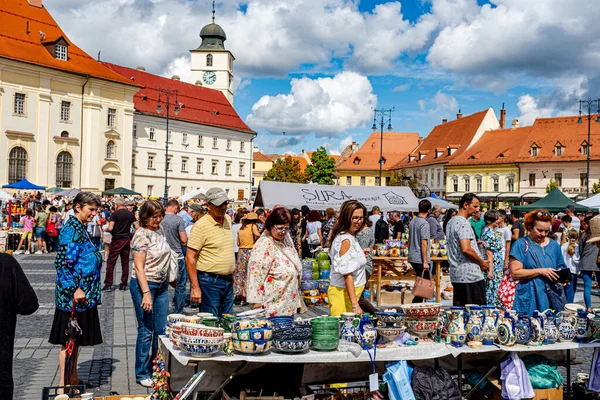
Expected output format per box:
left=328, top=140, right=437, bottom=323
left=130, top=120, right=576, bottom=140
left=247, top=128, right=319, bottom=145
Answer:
left=577, top=98, right=600, bottom=198
left=156, top=88, right=179, bottom=205
left=372, top=107, right=394, bottom=186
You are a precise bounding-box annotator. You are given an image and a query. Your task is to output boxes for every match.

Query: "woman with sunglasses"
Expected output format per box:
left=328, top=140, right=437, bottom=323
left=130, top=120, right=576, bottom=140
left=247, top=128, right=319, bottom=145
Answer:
left=247, top=208, right=302, bottom=317
left=327, top=200, right=368, bottom=316
left=509, top=209, right=566, bottom=316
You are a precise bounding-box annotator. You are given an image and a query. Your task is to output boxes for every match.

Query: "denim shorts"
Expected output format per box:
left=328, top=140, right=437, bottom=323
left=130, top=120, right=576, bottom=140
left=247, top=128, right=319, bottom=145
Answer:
left=34, top=226, right=46, bottom=239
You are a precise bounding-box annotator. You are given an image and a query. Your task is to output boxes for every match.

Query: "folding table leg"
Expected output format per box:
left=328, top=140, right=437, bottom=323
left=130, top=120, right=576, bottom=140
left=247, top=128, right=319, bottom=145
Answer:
left=207, top=361, right=248, bottom=400
left=457, top=354, right=463, bottom=396
left=566, top=349, right=571, bottom=399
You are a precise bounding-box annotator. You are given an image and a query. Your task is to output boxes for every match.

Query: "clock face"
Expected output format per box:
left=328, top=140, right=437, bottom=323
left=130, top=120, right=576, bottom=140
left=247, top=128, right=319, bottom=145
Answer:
left=203, top=71, right=216, bottom=85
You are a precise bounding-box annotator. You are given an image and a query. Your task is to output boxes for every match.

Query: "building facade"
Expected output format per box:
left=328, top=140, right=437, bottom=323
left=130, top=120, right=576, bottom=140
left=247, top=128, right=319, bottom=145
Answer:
left=252, top=151, right=274, bottom=189
left=0, top=0, right=139, bottom=192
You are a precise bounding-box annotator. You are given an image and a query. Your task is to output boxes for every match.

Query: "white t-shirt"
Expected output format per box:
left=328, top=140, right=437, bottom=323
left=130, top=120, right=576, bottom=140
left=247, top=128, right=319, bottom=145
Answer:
left=232, top=223, right=242, bottom=253
left=328, top=233, right=367, bottom=288
left=561, top=242, right=580, bottom=274
left=307, top=221, right=322, bottom=244
left=495, top=226, right=511, bottom=250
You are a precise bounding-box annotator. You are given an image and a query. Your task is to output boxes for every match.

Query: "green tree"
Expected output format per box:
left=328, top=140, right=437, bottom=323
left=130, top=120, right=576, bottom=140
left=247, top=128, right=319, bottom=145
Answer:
left=306, top=146, right=336, bottom=184
left=389, top=168, right=418, bottom=189
left=264, top=156, right=309, bottom=183
left=593, top=179, right=600, bottom=194
left=546, top=179, right=558, bottom=193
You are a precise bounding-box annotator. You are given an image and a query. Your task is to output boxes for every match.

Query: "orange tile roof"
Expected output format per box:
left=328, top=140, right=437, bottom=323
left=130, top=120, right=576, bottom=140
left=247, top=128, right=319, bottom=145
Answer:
left=289, top=156, right=309, bottom=172
left=253, top=152, right=273, bottom=162
left=337, top=132, right=421, bottom=171
left=515, top=115, right=600, bottom=162
left=394, top=109, right=491, bottom=168
left=447, top=127, right=533, bottom=166
left=0, top=0, right=138, bottom=86
left=103, top=63, right=253, bottom=133
left=330, top=154, right=340, bottom=162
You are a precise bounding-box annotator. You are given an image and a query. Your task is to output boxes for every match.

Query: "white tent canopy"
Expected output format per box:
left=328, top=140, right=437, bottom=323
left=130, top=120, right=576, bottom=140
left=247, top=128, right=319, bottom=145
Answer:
left=253, top=181, right=420, bottom=211
left=178, top=187, right=206, bottom=203
left=0, top=190, right=12, bottom=201
left=577, top=193, right=600, bottom=209
left=423, top=197, right=458, bottom=210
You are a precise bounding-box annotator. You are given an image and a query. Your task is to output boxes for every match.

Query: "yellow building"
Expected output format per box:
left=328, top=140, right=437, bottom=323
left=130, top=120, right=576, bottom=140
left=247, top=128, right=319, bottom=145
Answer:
left=252, top=151, right=275, bottom=189
left=337, top=131, right=421, bottom=186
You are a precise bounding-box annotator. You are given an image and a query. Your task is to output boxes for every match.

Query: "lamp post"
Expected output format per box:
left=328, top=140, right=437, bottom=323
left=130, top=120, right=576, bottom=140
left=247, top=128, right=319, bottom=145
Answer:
left=577, top=98, right=600, bottom=198
left=372, top=107, right=394, bottom=186
left=156, top=88, right=179, bottom=205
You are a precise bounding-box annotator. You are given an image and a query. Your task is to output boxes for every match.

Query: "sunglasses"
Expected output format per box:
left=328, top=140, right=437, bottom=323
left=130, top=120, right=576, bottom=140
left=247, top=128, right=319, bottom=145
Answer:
left=536, top=211, right=551, bottom=217
left=274, top=226, right=289, bottom=233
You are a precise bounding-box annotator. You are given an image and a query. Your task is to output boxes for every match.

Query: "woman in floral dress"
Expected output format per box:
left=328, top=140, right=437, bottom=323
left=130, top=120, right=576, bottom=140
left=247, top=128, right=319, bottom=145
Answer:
left=247, top=208, right=302, bottom=317
left=481, top=209, right=504, bottom=306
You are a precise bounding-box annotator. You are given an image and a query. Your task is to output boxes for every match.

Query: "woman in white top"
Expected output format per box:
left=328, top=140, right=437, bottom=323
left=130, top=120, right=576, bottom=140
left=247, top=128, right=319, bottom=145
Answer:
left=303, top=210, right=323, bottom=254
left=327, top=200, right=368, bottom=316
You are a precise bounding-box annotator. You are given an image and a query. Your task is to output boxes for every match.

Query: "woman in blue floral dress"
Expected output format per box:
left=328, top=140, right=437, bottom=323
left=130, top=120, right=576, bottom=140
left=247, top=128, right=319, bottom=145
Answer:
left=481, top=209, right=505, bottom=306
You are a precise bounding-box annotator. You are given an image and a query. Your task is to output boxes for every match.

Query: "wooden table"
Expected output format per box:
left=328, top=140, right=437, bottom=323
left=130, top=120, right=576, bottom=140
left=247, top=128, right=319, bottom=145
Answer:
left=370, top=256, right=447, bottom=305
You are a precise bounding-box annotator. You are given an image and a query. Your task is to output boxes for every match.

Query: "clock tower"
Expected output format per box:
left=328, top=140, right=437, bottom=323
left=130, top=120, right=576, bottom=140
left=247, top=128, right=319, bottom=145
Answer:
left=190, top=3, right=234, bottom=104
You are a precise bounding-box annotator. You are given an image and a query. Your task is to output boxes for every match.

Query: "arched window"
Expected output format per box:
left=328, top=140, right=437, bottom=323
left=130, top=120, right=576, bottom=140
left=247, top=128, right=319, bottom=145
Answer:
left=206, top=54, right=213, bottom=66
left=60, top=130, right=69, bottom=138
left=8, top=146, right=27, bottom=183
left=56, top=151, right=73, bottom=188
left=106, top=140, right=116, bottom=159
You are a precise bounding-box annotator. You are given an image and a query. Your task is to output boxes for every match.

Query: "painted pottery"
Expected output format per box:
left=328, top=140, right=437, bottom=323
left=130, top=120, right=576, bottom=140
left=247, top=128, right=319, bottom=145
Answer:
left=401, top=303, right=442, bottom=318
left=376, top=326, right=406, bottom=343
left=466, top=306, right=486, bottom=343
left=540, top=309, right=559, bottom=344
left=448, top=306, right=467, bottom=347
left=405, top=319, right=439, bottom=337
left=530, top=311, right=546, bottom=346
left=575, top=310, right=591, bottom=343
left=355, top=316, right=377, bottom=348
left=590, top=309, right=600, bottom=342
left=515, top=313, right=532, bottom=345
left=497, top=311, right=516, bottom=346
left=273, top=338, right=311, bottom=353
left=223, top=333, right=235, bottom=356
left=557, top=312, right=576, bottom=342
left=340, top=312, right=356, bottom=342
left=481, top=306, right=499, bottom=346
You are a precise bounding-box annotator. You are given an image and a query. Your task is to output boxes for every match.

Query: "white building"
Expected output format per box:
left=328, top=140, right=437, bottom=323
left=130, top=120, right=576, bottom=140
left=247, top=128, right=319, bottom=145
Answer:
left=0, top=0, right=139, bottom=192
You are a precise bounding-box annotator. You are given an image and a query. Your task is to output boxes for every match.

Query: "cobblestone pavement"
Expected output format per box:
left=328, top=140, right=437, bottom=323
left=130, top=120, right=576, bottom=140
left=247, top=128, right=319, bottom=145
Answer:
left=11, top=253, right=600, bottom=399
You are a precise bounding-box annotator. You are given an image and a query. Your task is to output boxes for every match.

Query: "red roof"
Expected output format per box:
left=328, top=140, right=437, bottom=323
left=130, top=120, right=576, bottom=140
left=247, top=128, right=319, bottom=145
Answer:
left=103, top=63, right=254, bottom=134
left=253, top=152, right=273, bottom=162
left=394, top=109, right=491, bottom=168
left=337, top=132, right=421, bottom=171
left=0, top=0, right=138, bottom=86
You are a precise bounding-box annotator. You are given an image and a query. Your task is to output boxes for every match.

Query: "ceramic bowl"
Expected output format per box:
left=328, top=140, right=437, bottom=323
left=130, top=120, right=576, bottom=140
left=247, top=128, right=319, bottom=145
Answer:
left=319, top=270, right=331, bottom=279
left=401, top=303, right=442, bottom=318
left=202, top=317, right=220, bottom=327
left=302, top=271, right=313, bottom=281
left=180, top=342, right=221, bottom=357
left=232, top=339, right=272, bottom=355
left=236, top=327, right=273, bottom=341
left=269, top=316, right=294, bottom=327
left=312, top=336, right=339, bottom=351
left=318, top=280, right=330, bottom=293
left=404, top=319, right=439, bottom=337
left=236, top=309, right=267, bottom=320
left=311, top=317, right=340, bottom=332
left=375, top=311, right=404, bottom=325
left=168, top=314, right=186, bottom=326
left=318, top=261, right=330, bottom=270
left=184, top=315, right=204, bottom=324
left=180, top=334, right=224, bottom=345
left=304, top=289, right=319, bottom=297
left=196, top=312, right=214, bottom=318
left=378, top=249, right=390, bottom=256
left=565, top=303, right=586, bottom=314
left=233, top=318, right=271, bottom=331
left=301, top=280, right=319, bottom=291
left=273, top=325, right=312, bottom=340
left=376, top=326, right=406, bottom=342
left=304, top=296, right=320, bottom=305
left=321, top=294, right=329, bottom=305
left=273, top=338, right=312, bottom=353
left=180, top=323, right=224, bottom=338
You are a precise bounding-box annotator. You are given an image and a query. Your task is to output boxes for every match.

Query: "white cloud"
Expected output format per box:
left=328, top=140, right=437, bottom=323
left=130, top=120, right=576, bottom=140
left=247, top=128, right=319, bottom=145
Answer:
left=516, top=94, right=554, bottom=126
left=246, top=71, right=377, bottom=138
left=417, top=91, right=459, bottom=116
left=323, top=135, right=354, bottom=155
left=393, top=83, right=411, bottom=92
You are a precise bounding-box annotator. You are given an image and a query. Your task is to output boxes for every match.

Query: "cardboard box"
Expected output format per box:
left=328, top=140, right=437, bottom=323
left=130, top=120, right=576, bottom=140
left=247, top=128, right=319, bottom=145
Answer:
left=379, top=290, right=402, bottom=306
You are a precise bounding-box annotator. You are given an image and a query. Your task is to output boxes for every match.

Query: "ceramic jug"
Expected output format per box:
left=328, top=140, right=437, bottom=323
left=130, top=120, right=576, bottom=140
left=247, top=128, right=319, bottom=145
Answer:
left=541, top=309, right=559, bottom=344
left=497, top=311, right=516, bottom=346
left=448, top=306, right=467, bottom=347
left=465, top=306, right=486, bottom=343
left=515, top=313, right=532, bottom=345
left=355, top=315, right=377, bottom=348
left=481, top=306, right=499, bottom=345
left=530, top=311, right=546, bottom=346
left=557, top=312, right=576, bottom=342
left=575, top=310, right=591, bottom=343
left=340, top=312, right=356, bottom=342
left=591, top=309, right=600, bottom=342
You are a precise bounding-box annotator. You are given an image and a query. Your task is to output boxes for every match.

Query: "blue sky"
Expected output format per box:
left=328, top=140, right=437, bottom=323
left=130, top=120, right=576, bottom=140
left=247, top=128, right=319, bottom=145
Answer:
left=49, top=0, right=600, bottom=155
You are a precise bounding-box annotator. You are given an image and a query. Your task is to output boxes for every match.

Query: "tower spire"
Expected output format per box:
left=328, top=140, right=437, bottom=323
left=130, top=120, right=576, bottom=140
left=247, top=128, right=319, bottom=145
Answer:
left=212, top=0, right=215, bottom=23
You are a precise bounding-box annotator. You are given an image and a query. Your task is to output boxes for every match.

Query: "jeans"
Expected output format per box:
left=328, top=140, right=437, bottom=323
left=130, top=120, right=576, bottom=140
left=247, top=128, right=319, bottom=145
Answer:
left=565, top=273, right=578, bottom=303
left=581, top=272, right=600, bottom=309
left=130, top=278, right=168, bottom=382
left=198, top=272, right=233, bottom=317
left=172, top=257, right=188, bottom=313
left=105, top=237, right=131, bottom=286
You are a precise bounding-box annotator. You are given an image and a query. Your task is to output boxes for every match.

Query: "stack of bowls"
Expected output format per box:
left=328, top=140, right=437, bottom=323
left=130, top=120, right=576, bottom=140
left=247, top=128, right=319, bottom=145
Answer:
left=401, top=303, right=441, bottom=338
left=220, top=314, right=237, bottom=333
left=271, top=316, right=312, bottom=353
left=179, top=323, right=224, bottom=357
left=375, top=310, right=406, bottom=343
left=232, top=309, right=272, bottom=355
left=166, top=314, right=187, bottom=349
left=302, top=280, right=319, bottom=306
left=311, top=317, right=340, bottom=351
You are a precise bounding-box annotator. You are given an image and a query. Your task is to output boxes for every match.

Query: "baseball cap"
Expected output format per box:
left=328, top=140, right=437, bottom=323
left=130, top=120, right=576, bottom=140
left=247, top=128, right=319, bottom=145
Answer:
left=201, top=187, right=229, bottom=206
left=189, top=204, right=204, bottom=212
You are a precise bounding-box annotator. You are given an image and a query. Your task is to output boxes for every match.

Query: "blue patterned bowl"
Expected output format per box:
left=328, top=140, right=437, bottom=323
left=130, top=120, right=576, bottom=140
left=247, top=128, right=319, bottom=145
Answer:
left=301, top=280, right=319, bottom=291
left=273, top=338, right=311, bottom=353
left=319, top=270, right=330, bottom=279
left=180, top=342, right=221, bottom=357
left=302, top=271, right=313, bottom=281
left=232, top=339, right=272, bottom=355
left=318, top=280, right=330, bottom=293
left=236, top=327, right=273, bottom=341
left=273, top=325, right=312, bottom=340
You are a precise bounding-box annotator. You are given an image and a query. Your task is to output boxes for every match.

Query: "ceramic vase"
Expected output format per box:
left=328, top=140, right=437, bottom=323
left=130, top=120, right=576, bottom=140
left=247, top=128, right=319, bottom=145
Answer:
left=448, top=306, right=467, bottom=347
left=340, top=312, right=356, bottom=343
left=557, top=312, right=576, bottom=342
left=481, top=306, right=499, bottom=346
left=465, top=305, right=486, bottom=343
left=497, top=311, right=516, bottom=346
left=590, top=309, right=600, bottom=342
left=541, top=309, right=559, bottom=344
left=515, top=313, right=532, bottom=345
left=530, top=311, right=546, bottom=346
left=575, top=310, right=591, bottom=343
left=355, top=316, right=377, bottom=348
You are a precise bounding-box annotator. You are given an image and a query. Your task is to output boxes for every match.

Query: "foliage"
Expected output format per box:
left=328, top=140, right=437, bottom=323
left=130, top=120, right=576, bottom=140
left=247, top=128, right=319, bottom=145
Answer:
left=306, top=146, right=336, bottom=184
left=546, top=179, right=558, bottom=193
left=389, top=168, right=418, bottom=189
left=593, top=179, right=600, bottom=195
left=264, top=156, right=309, bottom=183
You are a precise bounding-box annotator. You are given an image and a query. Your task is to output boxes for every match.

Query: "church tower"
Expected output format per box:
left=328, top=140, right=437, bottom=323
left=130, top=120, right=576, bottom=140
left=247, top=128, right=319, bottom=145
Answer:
left=190, top=2, right=234, bottom=104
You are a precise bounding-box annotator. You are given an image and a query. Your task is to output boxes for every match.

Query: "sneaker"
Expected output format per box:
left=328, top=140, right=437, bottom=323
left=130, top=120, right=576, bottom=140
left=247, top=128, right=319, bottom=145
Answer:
left=14, top=250, right=22, bottom=255
left=102, top=285, right=113, bottom=292
left=42, top=249, right=48, bottom=254
left=24, top=251, right=30, bottom=255
left=119, top=284, right=127, bottom=291
left=35, top=251, right=43, bottom=254
left=138, top=378, right=153, bottom=388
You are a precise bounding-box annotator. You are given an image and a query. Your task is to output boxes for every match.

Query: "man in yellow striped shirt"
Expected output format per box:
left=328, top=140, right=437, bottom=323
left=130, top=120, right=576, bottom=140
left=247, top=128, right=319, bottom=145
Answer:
left=185, top=187, right=235, bottom=317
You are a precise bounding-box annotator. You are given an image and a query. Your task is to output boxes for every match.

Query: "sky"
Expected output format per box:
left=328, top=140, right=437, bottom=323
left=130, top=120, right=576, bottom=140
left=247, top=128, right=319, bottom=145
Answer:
left=47, top=0, right=600, bottom=155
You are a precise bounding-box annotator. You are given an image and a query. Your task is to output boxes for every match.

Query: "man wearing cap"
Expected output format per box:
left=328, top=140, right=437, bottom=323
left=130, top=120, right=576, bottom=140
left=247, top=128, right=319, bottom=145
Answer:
left=185, top=188, right=235, bottom=317
left=103, top=197, right=139, bottom=291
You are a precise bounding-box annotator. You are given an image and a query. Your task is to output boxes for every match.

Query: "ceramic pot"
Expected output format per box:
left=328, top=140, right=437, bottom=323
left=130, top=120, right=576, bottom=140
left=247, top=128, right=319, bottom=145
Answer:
left=575, top=310, right=591, bottom=343
left=590, top=309, right=600, bottom=342
left=497, top=311, right=516, bottom=346
left=401, top=303, right=441, bottom=318
left=481, top=306, right=499, bottom=345
left=223, top=333, right=235, bottom=356
left=557, top=312, right=576, bottom=342
left=465, top=306, right=486, bottom=343
left=541, top=309, right=559, bottom=344
left=355, top=316, right=377, bottom=348
left=530, top=311, right=546, bottom=346
left=515, top=313, right=532, bottom=345
left=340, top=312, right=356, bottom=343
left=448, top=306, right=467, bottom=347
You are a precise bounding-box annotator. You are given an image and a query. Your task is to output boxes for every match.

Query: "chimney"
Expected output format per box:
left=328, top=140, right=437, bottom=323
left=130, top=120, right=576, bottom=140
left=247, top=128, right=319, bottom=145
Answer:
left=171, top=75, right=180, bottom=81
left=195, top=80, right=203, bottom=86
left=500, top=102, right=506, bottom=129
left=136, top=66, right=146, bottom=71
left=351, top=141, right=358, bottom=152
left=511, top=118, right=519, bottom=129
left=27, top=0, right=43, bottom=7
left=442, top=119, right=447, bottom=124
left=457, top=109, right=462, bottom=119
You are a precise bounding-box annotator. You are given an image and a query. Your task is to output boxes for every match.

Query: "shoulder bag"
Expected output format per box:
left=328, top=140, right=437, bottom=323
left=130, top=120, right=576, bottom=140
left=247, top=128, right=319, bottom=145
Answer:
left=526, top=237, right=566, bottom=312
left=166, top=249, right=179, bottom=283
left=411, top=268, right=434, bottom=300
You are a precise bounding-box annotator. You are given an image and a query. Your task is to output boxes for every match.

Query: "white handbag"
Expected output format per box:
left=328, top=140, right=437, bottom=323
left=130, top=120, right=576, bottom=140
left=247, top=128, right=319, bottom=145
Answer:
left=166, top=250, right=179, bottom=283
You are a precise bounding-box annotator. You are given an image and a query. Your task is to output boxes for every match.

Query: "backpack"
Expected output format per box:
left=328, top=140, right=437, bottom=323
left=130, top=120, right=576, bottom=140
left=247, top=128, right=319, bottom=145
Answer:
left=46, top=216, right=58, bottom=237
left=375, top=216, right=389, bottom=244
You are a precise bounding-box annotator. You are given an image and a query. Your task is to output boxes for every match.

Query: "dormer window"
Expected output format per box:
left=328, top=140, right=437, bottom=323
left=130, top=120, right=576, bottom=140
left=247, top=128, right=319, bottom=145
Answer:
left=468, top=155, right=477, bottom=160
left=408, top=155, right=415, bottom=162
left=582, top=141, right=590, bottom=155
left=447, top=147, right=457, bottom=156
left=530, top=145, right=538, bottom=157
left=55, top=44, right=67, bottom=60
left=435, top=150, right=443, bottom=158
left=497, top=153, right=505, bottom=158
left=554, top=144, right=563, bottom=156
left=353, top=157, right=360, bottom=165
left=419, top=153, right=426, bottom=160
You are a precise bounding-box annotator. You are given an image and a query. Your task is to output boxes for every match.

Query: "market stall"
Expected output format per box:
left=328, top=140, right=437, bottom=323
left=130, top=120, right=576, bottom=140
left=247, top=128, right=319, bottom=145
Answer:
left=513, top=188, right=590, bottom=212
